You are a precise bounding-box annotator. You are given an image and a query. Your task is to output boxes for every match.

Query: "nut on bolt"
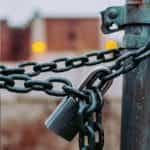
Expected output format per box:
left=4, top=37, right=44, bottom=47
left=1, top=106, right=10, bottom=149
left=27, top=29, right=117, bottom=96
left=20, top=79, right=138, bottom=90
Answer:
left=108, top=8, right=118, bottom=19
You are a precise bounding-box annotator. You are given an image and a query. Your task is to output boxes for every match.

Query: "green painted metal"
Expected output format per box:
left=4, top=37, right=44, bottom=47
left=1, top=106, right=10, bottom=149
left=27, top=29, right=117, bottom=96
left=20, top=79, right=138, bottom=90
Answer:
left=121, top=0, right=150, bottom=150
left=101, top=1, right=150, bottom=149
left=101, top=5, right=150, bottom=35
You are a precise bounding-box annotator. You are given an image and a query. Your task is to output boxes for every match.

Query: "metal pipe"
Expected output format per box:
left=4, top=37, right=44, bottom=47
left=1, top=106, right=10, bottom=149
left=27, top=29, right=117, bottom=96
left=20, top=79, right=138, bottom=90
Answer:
left=121, top=0, right=150, bottom=150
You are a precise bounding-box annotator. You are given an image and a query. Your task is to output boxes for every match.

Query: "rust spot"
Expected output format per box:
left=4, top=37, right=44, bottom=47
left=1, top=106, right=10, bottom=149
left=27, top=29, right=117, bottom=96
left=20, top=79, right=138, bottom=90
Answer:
left=127, top=0, right=144, bottom=5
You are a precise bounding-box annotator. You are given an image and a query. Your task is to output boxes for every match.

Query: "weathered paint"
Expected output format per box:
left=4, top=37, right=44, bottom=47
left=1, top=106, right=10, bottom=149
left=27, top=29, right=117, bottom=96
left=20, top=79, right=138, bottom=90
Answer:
left=121, top=0, right=150, bottom=150
left=126, top=0, right=144, bottom=4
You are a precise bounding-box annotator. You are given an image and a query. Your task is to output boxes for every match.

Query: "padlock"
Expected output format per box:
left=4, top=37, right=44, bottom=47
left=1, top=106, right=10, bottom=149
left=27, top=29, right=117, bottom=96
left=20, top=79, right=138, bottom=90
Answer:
left=45, top=68, right=113, bottom=142
left=45, top=96, right=79, bottom=141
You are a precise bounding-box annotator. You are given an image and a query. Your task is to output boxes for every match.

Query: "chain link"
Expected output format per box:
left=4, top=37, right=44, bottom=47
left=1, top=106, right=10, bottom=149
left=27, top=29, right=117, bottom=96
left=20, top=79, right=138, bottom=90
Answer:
left=5, top=74, right=31, bottom=93
left=18, top=62, right=40, bottom=77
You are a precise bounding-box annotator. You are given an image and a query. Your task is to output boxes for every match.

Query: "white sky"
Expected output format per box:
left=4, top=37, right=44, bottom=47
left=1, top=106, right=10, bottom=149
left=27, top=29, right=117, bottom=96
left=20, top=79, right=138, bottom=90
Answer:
left=0, top=0, right=125, bottom=25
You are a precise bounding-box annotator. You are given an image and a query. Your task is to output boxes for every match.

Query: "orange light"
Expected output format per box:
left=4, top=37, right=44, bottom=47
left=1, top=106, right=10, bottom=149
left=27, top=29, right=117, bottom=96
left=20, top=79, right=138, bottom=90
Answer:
left=32, top=41, right=47, bottom=54
left=105, top=40, right=118, bottom=50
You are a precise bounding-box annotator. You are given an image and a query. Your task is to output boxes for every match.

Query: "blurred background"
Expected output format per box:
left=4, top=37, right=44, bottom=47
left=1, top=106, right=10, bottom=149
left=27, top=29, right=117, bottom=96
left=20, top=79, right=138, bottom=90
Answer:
left=0, top=0, right=124, bottom=149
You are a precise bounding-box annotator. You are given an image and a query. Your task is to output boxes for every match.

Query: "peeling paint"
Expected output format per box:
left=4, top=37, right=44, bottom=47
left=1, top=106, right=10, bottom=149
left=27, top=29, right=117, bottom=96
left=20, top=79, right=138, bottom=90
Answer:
left=127, top=0, right=144, bottom=5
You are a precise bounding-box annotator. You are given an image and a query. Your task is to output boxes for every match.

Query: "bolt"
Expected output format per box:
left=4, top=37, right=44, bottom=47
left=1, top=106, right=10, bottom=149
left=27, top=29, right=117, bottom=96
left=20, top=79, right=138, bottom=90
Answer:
left=108, top=9, right=118, bottom=19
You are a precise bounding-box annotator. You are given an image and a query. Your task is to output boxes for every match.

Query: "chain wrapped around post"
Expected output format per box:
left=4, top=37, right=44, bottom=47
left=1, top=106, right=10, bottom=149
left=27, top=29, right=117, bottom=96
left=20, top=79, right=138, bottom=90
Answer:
left=0, top=41, right=150, bottom=150
left=0, top=42, right=149, bottom=96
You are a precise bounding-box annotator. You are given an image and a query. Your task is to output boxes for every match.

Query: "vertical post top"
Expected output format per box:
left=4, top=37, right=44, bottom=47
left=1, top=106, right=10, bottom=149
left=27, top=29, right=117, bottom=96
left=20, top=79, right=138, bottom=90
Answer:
left=126, top=0, right=150, bottom=5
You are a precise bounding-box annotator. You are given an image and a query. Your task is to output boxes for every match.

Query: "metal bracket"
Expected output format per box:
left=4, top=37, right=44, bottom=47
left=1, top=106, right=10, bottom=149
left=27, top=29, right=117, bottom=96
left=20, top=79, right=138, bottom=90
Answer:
left=101, top=5, right=150, bottom=34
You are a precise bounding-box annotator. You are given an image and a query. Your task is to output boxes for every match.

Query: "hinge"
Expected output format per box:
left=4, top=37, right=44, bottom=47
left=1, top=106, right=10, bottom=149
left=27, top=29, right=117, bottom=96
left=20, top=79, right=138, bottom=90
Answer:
left=101, top=5, right=150, bottom=34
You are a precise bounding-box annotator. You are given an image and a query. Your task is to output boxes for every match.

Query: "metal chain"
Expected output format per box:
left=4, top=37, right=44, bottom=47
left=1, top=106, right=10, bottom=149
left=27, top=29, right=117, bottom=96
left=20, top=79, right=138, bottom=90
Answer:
left=1, top=46, right=149, bottom=96
left=0, top=48, right=122, bottom=76
left=0, top=41, right=150, bottom=150
left=0, top=47, right=123, bottom=96
left=78, top=88, right=104, bottom=150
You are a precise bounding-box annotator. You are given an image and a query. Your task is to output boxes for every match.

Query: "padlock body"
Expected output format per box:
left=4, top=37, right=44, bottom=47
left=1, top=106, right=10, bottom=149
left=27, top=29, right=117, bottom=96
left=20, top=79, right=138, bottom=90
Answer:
left=45, top=97, right=79, bottom=141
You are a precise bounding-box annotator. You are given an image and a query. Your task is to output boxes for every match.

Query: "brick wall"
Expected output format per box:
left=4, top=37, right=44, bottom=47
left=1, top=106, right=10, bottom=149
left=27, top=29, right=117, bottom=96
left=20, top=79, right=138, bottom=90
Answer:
left=45, top=18, right=100, bottom=51
left=0, top=20, right=31, bottom=61
left=0, top=20, right=12, bottom=61
left=11, top=27, right=31, bottom=61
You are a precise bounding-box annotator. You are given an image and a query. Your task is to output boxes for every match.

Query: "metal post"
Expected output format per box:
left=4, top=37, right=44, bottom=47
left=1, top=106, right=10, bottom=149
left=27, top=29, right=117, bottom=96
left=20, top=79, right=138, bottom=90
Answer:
left=121, top=0, right=150, bottom=150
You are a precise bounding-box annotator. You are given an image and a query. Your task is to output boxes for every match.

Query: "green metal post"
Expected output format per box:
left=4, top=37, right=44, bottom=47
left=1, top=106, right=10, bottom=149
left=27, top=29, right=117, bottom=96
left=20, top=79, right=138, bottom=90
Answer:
left=121, top=0, right=150, bottom=150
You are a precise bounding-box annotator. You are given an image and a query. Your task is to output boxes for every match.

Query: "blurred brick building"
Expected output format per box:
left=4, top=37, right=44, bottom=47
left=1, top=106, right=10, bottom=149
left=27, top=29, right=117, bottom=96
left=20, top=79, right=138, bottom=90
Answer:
left=44, top=17, right=100, bottom=50
left=0, top=19, right=31, bottom=61
left=0, top=20, right=12, bottom=61
left=1, top=14, right=101, bottom=61
left=10, top=27, right=31, bottom=61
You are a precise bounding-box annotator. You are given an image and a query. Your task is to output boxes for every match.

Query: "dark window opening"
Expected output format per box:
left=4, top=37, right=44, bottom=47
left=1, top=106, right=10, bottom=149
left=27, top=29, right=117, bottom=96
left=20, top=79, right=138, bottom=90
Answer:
left=68, top=32, right=77, bottom=41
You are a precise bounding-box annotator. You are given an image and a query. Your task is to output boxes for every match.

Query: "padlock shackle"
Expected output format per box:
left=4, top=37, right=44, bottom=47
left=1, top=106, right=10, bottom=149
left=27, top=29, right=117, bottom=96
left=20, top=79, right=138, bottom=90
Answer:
left=79, top=67, right=113, bottom=95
